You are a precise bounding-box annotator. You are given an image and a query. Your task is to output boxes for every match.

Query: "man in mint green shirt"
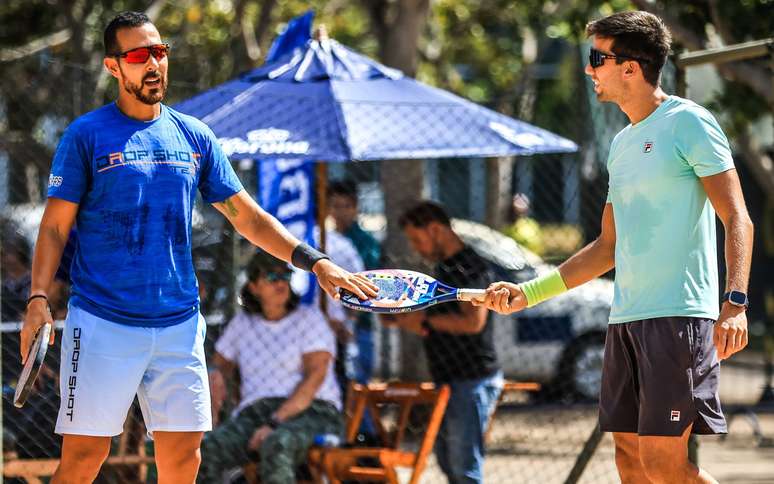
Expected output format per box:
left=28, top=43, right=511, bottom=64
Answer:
left=476, top=11, right=753, bottom=484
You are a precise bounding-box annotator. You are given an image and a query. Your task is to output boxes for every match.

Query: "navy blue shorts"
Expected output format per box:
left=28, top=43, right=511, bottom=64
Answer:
left=599, top=317, right=727, bottom=436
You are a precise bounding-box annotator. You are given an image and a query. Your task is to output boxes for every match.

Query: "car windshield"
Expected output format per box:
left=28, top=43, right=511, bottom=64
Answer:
left=451, top=219, right=540, bottom=273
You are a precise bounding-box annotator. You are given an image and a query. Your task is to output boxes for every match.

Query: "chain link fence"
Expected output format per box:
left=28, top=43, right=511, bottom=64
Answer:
left=2, top=42, right=773, bottom=484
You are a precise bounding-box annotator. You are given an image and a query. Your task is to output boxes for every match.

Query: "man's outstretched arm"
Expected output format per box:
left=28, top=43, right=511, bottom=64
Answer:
left=21, top=198, right=79, bottom=360
left=212, top=190, right=377, bottom=300
left=476, top=202, right=616, bottom=314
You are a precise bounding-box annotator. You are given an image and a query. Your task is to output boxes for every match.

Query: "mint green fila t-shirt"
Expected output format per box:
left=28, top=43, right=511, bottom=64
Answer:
left=606, top=96, right=734, bottom=324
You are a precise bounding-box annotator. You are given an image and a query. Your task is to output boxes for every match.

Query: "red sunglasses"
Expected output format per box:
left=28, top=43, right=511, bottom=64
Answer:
left=112, top=43, right=170, bottom=64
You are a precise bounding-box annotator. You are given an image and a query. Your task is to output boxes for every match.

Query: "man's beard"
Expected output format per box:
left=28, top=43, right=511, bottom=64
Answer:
left=122, top=70, right=167, bottom=105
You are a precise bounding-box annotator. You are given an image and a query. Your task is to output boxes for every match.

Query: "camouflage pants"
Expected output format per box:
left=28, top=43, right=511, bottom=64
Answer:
left=198, top=398, right=342, bottom=484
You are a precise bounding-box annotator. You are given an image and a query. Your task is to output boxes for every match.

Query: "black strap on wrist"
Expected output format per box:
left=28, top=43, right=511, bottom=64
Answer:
left=27, top=294, right=48, bottom=306
left=291, top=242, right=330, bottom=272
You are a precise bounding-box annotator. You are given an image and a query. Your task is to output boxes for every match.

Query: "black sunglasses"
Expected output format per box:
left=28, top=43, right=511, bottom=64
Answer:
left=589, top=48, right=647, bottom=68
left=263, top=271, right=293, bottom=283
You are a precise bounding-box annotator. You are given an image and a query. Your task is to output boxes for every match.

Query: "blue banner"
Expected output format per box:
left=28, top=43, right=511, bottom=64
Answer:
left=259, top=159, right=318, bottom=303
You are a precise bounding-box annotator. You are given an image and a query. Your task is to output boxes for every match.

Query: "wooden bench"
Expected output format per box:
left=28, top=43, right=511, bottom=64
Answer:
left=308, top=381, right=451, bottom=484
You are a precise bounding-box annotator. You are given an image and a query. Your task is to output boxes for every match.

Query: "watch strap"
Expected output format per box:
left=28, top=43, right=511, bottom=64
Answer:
left=721, top=291, right=749, bottom=309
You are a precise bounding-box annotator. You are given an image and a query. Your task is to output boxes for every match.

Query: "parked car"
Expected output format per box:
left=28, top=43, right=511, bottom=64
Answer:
left=367, top=218, right=613, bottom=401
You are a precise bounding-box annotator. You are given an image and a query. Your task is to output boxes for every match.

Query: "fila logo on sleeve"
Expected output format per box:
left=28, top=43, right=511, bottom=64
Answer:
left=670, top=410, right=681, bottom=422
left=643, top=141, right=654, bottom=153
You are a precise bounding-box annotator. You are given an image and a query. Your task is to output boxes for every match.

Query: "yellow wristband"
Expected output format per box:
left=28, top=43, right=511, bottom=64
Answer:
left=518, top=269, right=568, bottom=307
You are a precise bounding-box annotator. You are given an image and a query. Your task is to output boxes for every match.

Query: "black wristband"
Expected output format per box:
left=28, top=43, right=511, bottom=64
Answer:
left=27, top=294, right=48, bottom=306
left=267, top=415, right=282, bottom=430
left=291, top=242, right=330, bottom=272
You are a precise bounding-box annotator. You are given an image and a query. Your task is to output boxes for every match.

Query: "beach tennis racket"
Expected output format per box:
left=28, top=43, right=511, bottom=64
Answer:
left=14, top=323, right=52, bottom=408
left=339, top=269, right=486, bottom=313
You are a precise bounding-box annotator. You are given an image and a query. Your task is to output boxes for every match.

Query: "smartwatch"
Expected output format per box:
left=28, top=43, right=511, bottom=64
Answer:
left=721, top=290, right=749, bottom=309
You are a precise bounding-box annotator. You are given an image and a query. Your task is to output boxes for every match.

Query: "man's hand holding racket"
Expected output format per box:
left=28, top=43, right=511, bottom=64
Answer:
left=472, top=282, right=528, bottom=315
left=312, top=259, right=379, bottom=301
left=20, top=296, right=55, bottom=364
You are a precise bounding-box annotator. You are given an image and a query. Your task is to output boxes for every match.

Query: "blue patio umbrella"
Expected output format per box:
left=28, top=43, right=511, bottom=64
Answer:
left=175, top=37, right=578, bottom=161
left=176, top=30, right=579, bottom=276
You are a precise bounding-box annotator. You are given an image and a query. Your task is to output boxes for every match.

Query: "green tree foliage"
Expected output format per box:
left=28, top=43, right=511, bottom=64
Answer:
left=1, top=0, right=771, bottom=202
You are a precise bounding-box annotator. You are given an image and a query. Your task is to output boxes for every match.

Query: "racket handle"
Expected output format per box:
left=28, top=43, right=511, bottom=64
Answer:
left=456, top=289, right=487, bottom=302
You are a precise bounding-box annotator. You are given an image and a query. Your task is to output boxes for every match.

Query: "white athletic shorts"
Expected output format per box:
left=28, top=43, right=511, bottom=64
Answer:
left=55, top=304, right=212, bottom=437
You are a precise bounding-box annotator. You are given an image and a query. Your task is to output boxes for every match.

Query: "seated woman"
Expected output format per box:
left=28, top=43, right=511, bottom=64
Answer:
left=198, top=251, right=343, bottom=484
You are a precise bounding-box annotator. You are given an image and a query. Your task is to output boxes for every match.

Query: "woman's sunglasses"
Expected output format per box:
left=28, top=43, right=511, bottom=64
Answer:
left=263, top=272, right=293, bottom=283
left=588, top=48, right=646, bottom=68
left=112, top=43, right=170, bottom=64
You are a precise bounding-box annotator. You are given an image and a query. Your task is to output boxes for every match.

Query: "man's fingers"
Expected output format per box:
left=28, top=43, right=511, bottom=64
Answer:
left=494, top=288, right=510, bottom=314
left=727, top=325, right=739, bottom=354
left=489, top=290, right=502, bottom=313
left=345, top=275, right=381, bottom=300
left=736, top=326, right=747, bottom=351
left=717, top=322, right=729, bottom=360
left=20, top=330, right=30, bottom=364
left=320, top=279, right=337, bottom=300
left=486, top=281, right=510, bottom=293
left=729, top=327, right=740, bottom=353
left=356, top=275, right=379, bottom=295
left=728, top=325, right=747, bottom=357
left=343, top=280, right=368, bottom=300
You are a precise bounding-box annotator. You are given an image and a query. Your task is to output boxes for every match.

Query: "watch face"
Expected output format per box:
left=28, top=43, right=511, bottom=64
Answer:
left=729, top=291, right=747, bottom=306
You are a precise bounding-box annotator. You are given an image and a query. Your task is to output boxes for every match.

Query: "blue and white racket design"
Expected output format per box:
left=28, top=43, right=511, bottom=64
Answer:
left=339, top=269, right=486, bottom=313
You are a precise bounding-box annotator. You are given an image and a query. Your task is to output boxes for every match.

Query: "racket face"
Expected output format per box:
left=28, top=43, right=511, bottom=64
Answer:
left=340, top=269, right=443, bottom=313
left=14, top=323, right=51, bottom=408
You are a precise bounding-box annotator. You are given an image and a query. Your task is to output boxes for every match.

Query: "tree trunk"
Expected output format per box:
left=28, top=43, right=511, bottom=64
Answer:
left=485, top=157, right=514, bottom=229
left=367, top=0, right=430, bottom=380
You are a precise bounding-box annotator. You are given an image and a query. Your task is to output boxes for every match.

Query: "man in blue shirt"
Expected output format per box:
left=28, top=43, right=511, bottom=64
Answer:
left=20, top=11, right=376, bottom=483
left=477, top=11, right=753, bottom=484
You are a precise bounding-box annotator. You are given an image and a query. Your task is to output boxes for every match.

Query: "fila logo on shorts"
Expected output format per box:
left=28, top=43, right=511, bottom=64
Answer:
left=670, top=410, right=680, bottom=422
left=643, top=141, right=654, bottom=153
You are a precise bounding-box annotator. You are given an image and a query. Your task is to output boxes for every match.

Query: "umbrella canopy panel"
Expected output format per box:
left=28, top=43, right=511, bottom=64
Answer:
left=175, top=38, right=577, bottom=162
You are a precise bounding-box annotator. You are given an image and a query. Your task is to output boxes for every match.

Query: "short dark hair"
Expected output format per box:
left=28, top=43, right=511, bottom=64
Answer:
left=104, top=11, right=151, bottom=55
left=327, top=179, right=358, bottom=202
left=586, top=11, right=671, bottom=86
left=398, top=200, right=451, bottom=229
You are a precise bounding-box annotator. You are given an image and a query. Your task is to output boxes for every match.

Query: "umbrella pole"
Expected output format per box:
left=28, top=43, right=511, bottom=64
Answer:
left=316, top=161, right=328, bottom=316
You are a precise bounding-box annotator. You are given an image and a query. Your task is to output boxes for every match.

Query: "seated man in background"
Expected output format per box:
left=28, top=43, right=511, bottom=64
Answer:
left=199, top=251, right=343, bottom=484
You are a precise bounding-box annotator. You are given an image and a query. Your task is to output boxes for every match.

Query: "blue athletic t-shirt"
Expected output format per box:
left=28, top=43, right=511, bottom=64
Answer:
left=47, top=103, right=243, bottom=327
